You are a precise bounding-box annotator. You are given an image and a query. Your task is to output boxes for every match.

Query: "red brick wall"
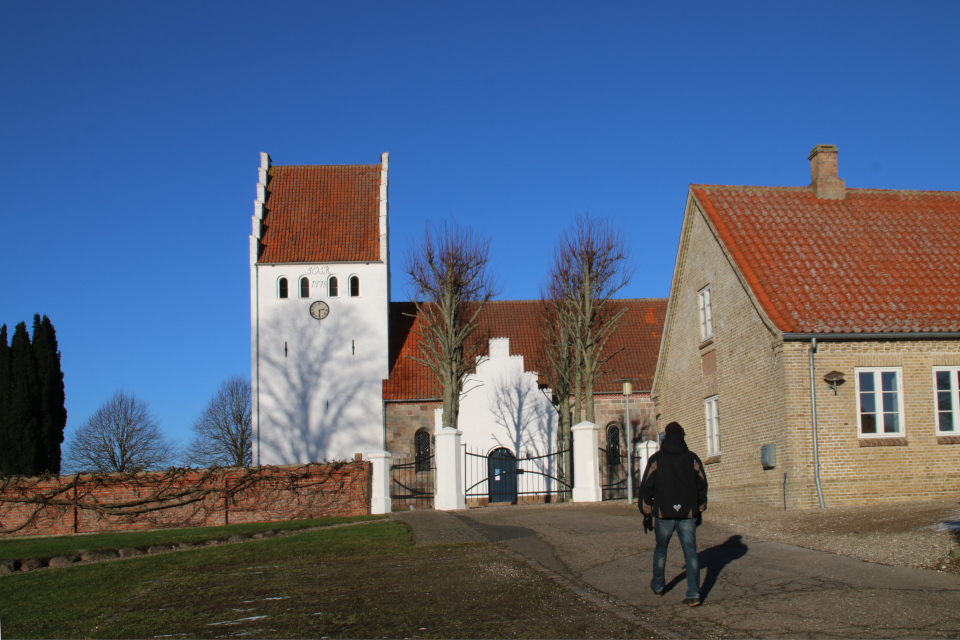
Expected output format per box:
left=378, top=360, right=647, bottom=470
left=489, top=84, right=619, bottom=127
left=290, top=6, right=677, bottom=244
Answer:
left=0, top=462, right=371, bottom=538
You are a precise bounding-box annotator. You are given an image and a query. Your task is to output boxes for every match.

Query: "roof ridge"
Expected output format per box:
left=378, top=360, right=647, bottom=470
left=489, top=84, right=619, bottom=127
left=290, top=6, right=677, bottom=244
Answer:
left=691, top=184, right=960, bottom=196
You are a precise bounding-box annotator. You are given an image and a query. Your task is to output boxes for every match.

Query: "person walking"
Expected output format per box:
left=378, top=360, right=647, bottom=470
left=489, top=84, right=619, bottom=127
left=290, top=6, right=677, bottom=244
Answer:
left=639, top=421, right=708, bottom=606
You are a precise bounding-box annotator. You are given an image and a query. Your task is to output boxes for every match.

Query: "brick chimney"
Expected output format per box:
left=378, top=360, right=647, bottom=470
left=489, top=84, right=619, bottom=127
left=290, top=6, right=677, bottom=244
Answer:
left=808, top=144, right=845, bottom=200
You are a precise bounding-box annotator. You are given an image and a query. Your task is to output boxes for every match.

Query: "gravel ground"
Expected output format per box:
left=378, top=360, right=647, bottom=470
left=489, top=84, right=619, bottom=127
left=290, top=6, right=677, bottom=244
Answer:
left=707, top=497, right=960, bottom=573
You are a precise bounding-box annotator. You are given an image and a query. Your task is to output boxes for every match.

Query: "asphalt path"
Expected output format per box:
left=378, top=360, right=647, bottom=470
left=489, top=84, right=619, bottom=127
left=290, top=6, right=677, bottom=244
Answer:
left=396, top=502, right=960, bottom=639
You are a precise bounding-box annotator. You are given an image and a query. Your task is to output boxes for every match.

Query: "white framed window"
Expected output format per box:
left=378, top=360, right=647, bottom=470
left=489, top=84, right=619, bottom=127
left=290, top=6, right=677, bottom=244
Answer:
left=698, top=285, right=713, bottom=341
left=278, top=277, right=289, bottom=299
left=855, top=368, right=904, bottom=437
left=933, top=367, right=960, bottom=435
left=328, top=276, right=339, bottom=297
left=704, top=395, right=720, bottom=456
left=349, top=275, right=360, bottom=297
left=299, top=276, right=310, bottom=298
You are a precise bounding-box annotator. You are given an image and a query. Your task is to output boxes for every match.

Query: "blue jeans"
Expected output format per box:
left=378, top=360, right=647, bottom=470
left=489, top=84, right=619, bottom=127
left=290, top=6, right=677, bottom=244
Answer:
left=651, top=517, right=700, bottom=599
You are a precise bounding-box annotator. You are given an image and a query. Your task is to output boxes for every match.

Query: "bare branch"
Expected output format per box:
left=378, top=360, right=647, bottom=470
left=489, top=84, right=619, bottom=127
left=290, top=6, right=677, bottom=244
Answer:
left=404, top=221, right=499, bottom=429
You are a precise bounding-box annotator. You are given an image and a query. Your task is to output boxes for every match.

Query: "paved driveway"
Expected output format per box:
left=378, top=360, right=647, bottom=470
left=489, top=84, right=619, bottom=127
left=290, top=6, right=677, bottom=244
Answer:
left=448, top=502, right=960, bottom=639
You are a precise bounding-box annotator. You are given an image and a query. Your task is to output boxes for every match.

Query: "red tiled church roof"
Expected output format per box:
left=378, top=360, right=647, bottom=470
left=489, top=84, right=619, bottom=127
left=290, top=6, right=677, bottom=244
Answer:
left=383, top=299, right=667, bottom=401
left=692, top=185, right=960, bottom=334
left=258, top=164, right=382, bottom=264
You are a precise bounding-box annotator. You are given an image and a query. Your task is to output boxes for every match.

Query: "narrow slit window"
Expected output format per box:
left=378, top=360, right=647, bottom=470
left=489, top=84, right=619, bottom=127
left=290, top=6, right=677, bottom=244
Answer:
left=328, top=276, right=339, bottom=297
left=606, top=424, right=621, bottom=466
left=415, top=429, right=432, bottom=472
left=278, top=277, right=288, bottom=299
left=299, top=277, right=309, bottom=298
left=349, top=275, right=360, bottom=297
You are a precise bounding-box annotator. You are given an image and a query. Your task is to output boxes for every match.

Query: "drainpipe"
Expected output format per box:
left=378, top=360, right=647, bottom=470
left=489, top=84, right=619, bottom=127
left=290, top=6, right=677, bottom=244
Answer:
left=808, top=338, right=826, bottom=509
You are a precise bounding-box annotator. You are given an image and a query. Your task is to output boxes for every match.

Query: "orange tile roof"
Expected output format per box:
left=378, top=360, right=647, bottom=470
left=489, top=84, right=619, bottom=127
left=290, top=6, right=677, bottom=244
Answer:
left=692, top=185, right=960, bottom=334
left=384, top=299, right=667, bottom=401
left=257, top=164, right=382, bottom=264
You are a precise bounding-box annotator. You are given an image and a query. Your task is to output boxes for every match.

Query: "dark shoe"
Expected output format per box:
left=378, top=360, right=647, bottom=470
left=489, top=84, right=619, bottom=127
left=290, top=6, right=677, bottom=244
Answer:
left=651, top=586, right=664, bottom=597
left=682, top=597, right=700, bottom=607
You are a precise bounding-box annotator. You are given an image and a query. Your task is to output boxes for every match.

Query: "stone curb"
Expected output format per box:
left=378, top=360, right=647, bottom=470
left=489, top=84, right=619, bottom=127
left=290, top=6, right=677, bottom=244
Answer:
left=0, top=517, right=390, bottom=576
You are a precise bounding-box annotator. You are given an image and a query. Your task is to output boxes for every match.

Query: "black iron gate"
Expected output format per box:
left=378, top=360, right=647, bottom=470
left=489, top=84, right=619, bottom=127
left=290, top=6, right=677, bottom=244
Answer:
left=465, top=446, right=571, bottom=506
left=600, top=444, right=628, bottom=501
left=390, top=455, right=435, bottom=510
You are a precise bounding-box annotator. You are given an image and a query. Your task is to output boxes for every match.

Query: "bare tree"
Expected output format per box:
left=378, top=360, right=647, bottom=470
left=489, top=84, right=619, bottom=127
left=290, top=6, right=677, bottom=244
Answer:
left=544, top=215, right=633, bottom=424
left=405, top=222, right=498, bottom=430
left=64, top=391, right=177, bottom=473
left=184, top=376, right=252, bottom=468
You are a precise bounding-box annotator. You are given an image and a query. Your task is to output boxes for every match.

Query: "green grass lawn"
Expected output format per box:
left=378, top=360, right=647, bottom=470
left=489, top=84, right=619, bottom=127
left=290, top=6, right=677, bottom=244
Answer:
left=0, top=519, right=655, bottom=639
left=0, top=514, right=386, bottom=562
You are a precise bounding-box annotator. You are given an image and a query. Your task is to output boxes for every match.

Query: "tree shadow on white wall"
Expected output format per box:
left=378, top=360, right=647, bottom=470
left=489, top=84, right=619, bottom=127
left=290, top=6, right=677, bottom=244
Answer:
left=258, top=306, right=380, bottom=464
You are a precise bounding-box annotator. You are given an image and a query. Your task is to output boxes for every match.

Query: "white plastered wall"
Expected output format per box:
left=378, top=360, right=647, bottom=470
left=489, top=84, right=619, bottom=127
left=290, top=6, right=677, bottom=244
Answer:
left=457, top=338, right=557, bottom=455
left=252, top=261, right=389, bottom=464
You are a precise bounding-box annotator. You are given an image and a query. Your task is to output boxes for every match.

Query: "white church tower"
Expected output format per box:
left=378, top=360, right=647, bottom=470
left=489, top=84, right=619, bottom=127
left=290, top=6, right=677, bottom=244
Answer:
left=249, top=152, right=390, bottom=464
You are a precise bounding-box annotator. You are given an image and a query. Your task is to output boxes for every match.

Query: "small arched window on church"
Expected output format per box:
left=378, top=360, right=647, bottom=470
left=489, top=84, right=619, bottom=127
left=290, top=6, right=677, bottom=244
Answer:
left=349, top=275, right=360, bottom=297
left=328, top=276, right=339, bottom=297
left=606, top=424, right=621, bottom=467
left=415, top=429, right=432, bottom=472
left=299, top=277, right=309, bottom=298
left=278, top=277, right=288, bottom=299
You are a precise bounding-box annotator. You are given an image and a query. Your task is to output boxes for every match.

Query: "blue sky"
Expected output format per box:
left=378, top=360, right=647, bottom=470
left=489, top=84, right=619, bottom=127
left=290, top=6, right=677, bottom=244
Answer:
left=3, top=1, right=959, bottom=452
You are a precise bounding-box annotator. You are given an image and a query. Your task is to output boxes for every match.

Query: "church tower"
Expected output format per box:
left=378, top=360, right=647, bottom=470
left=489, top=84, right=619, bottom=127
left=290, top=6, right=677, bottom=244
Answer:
left=249, top=153, right=390, bottom=464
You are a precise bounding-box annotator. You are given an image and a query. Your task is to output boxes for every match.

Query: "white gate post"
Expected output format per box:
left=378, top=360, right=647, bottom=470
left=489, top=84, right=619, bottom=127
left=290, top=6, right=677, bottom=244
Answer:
left=572, top=421, right=602, bottom=502
left=434, top=427, right=466, bottom=510
left=369, top=451, right=392, bottom=514
left=635, top=440, right=659, bottom=487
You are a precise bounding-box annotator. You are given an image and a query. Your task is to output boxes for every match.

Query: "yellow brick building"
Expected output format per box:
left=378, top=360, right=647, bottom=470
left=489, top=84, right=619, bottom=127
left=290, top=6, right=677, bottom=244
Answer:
left=652, top=145, right=960, bottom=509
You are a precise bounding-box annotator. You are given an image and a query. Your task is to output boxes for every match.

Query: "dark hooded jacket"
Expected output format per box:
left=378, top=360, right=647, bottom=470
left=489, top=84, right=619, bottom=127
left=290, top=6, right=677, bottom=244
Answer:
left=639, top=434, right=708, bottom=519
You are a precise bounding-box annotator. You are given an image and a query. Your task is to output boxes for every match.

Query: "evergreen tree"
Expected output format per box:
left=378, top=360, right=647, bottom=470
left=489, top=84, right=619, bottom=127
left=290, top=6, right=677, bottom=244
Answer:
left=0, top=325, right=13, bottom=475
left=32, top=315, right=66, bottom=474
left=9, top=322, right=40, bottom=475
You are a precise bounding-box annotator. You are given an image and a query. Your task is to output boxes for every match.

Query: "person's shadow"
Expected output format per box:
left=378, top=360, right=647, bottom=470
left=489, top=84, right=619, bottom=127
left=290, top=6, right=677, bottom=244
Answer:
left=663, top=535, right=748, bottom=602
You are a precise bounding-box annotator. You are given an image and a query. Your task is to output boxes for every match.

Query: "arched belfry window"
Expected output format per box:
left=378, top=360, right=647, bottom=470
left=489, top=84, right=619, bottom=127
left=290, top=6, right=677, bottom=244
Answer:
left=299, top=277, right=309, bottom=298
left=606, top=424, right=621, bottom=466
left=278, top=277, right=288, bottom=299
left=349, top=275, right=360, bottom=297
left=415, top=429, right=432, bottom=472
left=328, top=276, right=339, bottom=297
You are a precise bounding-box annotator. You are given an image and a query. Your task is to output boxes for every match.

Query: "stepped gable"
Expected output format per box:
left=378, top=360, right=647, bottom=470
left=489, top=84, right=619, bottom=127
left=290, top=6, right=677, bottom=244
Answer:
left=257, top=163, right=382, bottom=264
left=383, top=298, right=667, bottom=401
left=692, top=185, right=960, bottom=334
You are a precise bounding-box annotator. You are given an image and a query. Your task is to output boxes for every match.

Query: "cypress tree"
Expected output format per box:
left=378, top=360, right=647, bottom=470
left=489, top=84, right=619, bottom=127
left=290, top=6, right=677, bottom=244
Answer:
left=32, top=315, right=66, bottom=474
left=0, top=325, right=13, bottom=475
left=9, top=322, right=40, bottom=475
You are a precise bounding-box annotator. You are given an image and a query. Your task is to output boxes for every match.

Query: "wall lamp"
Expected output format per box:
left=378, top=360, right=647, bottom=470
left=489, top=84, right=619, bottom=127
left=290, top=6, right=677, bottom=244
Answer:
left=823, top=371, right=845, bottom=395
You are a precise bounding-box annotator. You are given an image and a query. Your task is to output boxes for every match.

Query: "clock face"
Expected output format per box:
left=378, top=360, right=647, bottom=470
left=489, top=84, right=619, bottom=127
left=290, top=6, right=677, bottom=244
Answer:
left=309, top=301, right=330, bottom=320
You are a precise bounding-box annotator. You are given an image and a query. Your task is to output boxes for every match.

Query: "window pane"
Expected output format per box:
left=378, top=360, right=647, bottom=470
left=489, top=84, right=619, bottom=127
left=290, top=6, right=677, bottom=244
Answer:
left=881, top=371, right=897, bottom=392
left=859, top=371, right=875, bottom=392
left=860, top=414, right=877, bottom=434
left=883, top=412, right=899, bottom=433
left=939, top=412, right=954, bottom=432
left=279, top=278, right=288, bottom=298
left=300, top=277, right=309, bottom=298
left=329, top=277, right=338, bottom=297
left=350, top=276, right=360, bottom=296
left=860, top=392, right=876, bottom=413
left=882, top=391, right=898, bottom=413
left=938, top=391, right=953, bottom=412
left=937, top=371, right=951, bottom=390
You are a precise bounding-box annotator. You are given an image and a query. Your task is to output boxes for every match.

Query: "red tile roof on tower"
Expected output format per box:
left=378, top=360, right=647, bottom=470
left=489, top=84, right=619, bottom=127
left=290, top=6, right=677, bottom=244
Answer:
left=383, top=299, right=667, bottom=401
left=257, top=164, right=382, bottom=264
left=691, top=185, right=960, bottom=334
